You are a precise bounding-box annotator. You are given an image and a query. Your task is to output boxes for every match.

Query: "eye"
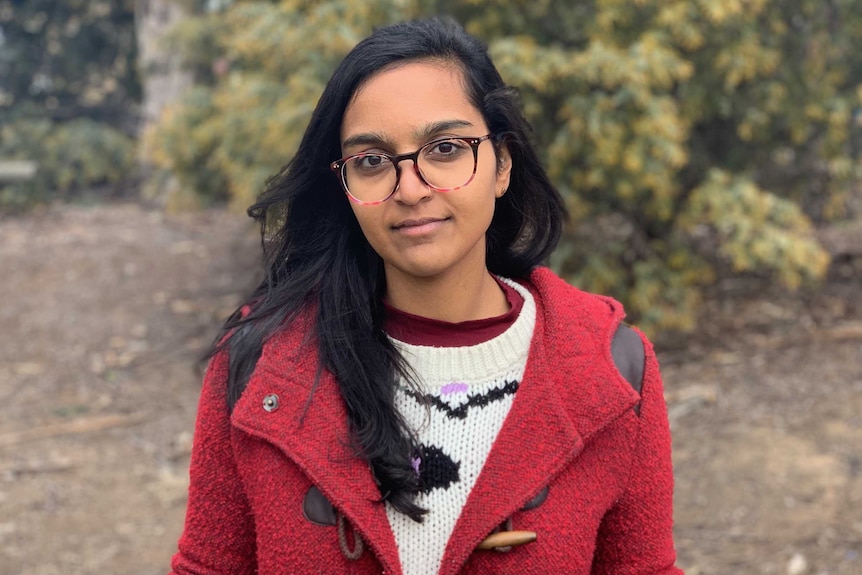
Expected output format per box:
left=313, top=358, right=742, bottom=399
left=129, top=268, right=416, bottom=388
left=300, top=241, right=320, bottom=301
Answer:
left=424, top=138, right=469, bottom=161
left=349, top=153, right=392, bottom=173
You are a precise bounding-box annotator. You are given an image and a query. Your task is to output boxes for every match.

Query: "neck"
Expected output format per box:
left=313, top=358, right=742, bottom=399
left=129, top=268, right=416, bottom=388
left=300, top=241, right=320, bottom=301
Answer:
left=383, top=265, right=508, bottom=323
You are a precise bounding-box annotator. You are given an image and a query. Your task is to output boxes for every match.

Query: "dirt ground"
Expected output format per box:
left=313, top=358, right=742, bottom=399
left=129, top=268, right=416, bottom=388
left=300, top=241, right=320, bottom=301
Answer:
left=0, top=202, right=860, bottom=575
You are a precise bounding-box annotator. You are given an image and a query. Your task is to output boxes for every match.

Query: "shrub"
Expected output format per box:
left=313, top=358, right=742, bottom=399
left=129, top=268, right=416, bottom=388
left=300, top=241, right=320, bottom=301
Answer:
left=0, top=119, right=136, bottom=211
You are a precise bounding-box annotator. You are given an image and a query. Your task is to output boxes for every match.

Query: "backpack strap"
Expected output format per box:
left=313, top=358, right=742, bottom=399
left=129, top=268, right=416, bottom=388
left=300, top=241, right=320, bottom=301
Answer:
left=611, top=324, right=645, bottom=414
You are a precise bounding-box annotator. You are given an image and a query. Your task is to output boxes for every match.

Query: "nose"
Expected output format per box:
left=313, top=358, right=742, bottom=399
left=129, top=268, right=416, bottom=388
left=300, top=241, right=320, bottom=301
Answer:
left=393, top=160, right=431, bottom=205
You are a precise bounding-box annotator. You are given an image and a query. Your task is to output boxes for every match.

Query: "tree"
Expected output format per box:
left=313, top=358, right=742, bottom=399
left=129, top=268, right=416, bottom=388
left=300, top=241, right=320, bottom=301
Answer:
left=0, top=0, right=139, bottom=126
left=148, top=0, right=858, bottom=332
left=0, top=0, right=139, bottom=209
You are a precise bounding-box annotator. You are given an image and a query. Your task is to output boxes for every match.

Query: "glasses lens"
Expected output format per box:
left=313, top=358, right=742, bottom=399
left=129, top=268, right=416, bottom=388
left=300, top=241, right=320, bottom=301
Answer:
left=342, top=154, right=396, bottom=203
left=416, top=138, right=476, bottom=191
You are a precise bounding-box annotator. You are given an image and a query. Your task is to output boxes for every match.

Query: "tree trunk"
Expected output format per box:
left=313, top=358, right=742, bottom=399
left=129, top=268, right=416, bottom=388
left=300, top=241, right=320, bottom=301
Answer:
left=135, top=0, right=195, bottom=204
left=135, top=0, right=193, bottom=164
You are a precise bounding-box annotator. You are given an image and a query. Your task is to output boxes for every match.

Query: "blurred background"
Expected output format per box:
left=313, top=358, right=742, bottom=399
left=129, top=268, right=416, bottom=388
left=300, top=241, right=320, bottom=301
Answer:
left=0, top=1, right=860, bottom=573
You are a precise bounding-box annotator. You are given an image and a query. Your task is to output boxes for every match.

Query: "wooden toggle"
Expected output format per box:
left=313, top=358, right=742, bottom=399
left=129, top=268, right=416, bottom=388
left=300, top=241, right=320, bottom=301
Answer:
left=477, top=530, right=538, bottom=551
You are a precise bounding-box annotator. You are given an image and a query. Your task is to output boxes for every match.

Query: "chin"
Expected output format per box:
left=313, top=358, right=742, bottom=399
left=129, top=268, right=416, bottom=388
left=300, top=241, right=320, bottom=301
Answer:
left=401, top=265, right=450, bottom=280
left=387, top=259, right=455, bottom=281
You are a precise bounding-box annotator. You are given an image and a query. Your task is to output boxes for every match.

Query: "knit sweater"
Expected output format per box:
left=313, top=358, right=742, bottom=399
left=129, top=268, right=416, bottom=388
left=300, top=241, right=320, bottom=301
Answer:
left=386, top=280, right=536, bottom=575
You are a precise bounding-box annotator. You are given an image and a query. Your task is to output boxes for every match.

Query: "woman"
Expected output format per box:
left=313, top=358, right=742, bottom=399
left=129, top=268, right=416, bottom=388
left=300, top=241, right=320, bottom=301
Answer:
left=170, top=17, right=683, bottom=575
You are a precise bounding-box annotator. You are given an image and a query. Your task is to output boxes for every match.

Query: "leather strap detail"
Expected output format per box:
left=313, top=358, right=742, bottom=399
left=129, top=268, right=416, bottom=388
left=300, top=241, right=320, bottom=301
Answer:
left=302, top=485, right=337, bottom=526
left=337, top=511, right=365, bottom=560
left=521, top=485, right=549, bottom=510
left=611, top=324, right=645, bottom=414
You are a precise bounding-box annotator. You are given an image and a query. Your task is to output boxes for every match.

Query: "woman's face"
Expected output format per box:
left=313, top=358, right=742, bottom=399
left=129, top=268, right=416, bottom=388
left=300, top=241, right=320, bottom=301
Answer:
left=339, top=60, right=511, bottom=287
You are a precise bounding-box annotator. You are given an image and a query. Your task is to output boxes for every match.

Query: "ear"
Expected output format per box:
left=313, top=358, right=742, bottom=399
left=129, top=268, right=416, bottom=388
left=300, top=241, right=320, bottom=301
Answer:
left=495, top=144, right=512, bottom=198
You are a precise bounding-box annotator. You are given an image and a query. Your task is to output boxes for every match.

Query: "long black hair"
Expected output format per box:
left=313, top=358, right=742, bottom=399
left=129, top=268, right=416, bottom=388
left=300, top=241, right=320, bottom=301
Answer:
left=217, top=17, right=565, bottom=522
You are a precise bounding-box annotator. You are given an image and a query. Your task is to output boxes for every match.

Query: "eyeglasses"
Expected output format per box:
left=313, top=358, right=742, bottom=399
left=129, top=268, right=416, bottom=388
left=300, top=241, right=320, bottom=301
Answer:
left=330, top=134, right=493, bottom=205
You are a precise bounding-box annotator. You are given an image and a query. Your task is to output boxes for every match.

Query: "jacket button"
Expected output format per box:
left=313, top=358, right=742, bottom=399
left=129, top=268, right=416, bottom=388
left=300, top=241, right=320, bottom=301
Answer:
left=262, top=394, right=279, bottom=412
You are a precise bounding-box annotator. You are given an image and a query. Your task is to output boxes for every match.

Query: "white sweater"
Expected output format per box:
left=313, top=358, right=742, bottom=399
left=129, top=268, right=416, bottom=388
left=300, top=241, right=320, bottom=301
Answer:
left=385, top=279, right=536, bottom=575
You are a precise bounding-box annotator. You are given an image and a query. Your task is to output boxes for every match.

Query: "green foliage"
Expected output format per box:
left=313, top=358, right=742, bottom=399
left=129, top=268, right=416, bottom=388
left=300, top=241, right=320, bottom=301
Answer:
left=0, top=0, right=139, bottom=209
left=0, top=0, right=139, bottom=125
left=681, top=170, right=829, bottom=290
left=0, top=119, right=135, bottom=211
left=150, top=0, right=859, bottom=333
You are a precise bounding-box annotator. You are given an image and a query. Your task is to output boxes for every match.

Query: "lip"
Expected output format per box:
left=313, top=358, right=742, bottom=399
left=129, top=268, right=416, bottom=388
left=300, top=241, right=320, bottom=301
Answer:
left=392, top=217, right=449, bottom=235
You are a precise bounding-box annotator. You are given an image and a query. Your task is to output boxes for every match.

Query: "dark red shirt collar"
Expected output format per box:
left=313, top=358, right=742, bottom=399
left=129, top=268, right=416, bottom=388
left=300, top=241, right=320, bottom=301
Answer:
left=383, top=277, right=524, bottom=347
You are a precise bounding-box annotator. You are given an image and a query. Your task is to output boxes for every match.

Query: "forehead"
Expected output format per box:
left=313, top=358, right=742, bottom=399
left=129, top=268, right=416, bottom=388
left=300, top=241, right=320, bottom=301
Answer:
left=340, top=60, right=485, bottom=145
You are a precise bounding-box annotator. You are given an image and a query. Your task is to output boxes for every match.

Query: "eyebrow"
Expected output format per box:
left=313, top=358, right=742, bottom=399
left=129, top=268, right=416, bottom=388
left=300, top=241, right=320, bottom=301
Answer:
left=341, top=119, right=475, bottom=151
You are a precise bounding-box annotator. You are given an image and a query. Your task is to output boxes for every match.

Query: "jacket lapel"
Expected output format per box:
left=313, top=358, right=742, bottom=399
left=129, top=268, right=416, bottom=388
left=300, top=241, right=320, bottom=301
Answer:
left=231, top=333, right=403, bottom=575
left=437, top=278, right=640, bottom=575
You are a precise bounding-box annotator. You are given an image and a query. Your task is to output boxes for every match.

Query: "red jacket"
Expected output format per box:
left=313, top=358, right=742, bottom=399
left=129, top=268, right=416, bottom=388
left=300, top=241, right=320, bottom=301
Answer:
left=170, top=268, right=683, bottom=574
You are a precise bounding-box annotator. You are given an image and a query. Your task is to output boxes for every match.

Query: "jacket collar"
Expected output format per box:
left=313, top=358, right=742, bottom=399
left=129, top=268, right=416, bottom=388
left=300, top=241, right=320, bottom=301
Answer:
left=231, top=268, right=639, bottom=575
